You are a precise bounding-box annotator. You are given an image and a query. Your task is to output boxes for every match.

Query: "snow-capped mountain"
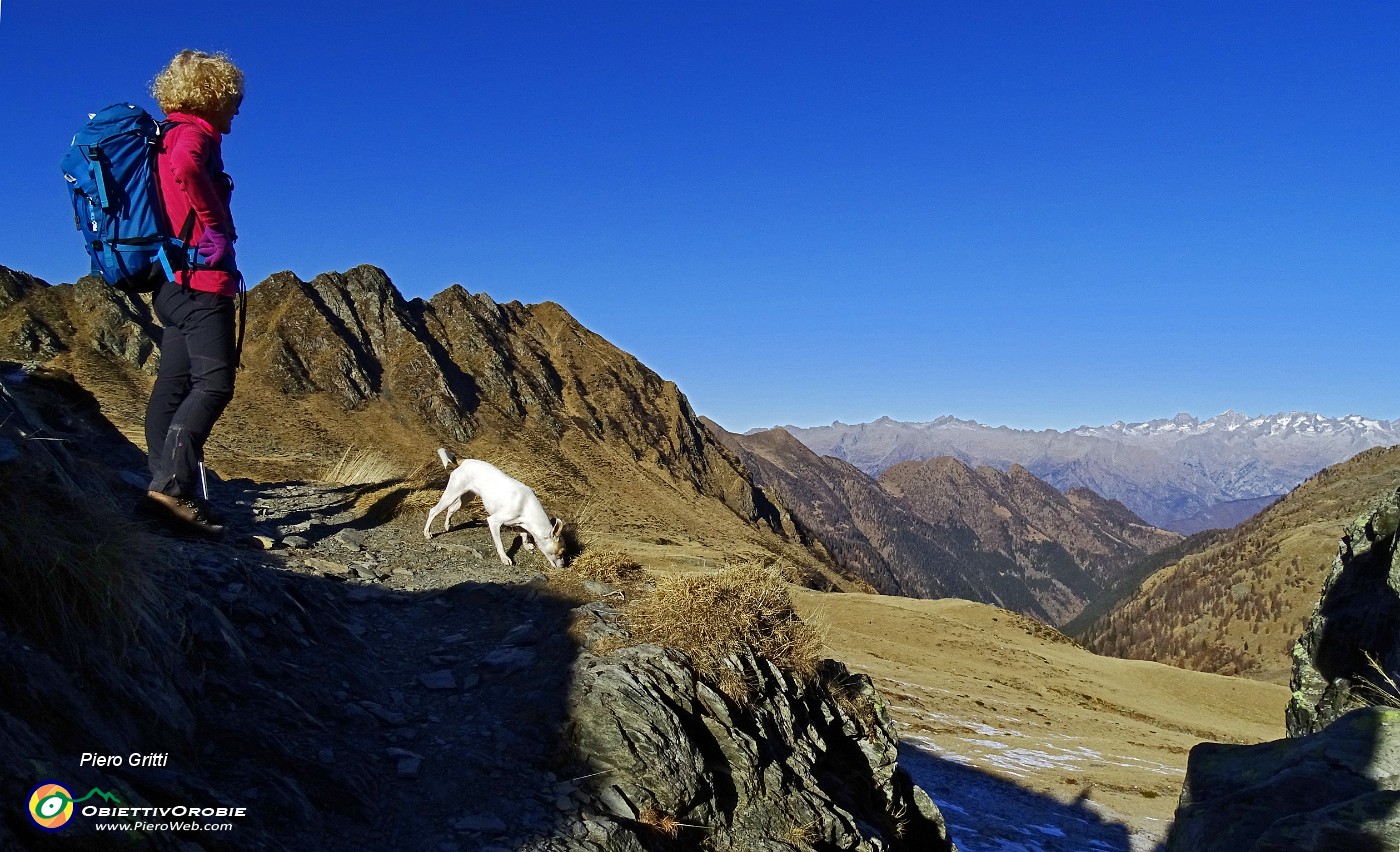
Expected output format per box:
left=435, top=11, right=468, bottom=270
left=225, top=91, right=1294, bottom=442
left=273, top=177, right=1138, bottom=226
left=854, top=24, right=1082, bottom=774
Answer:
left=778, top=412, right=1400, bottom=532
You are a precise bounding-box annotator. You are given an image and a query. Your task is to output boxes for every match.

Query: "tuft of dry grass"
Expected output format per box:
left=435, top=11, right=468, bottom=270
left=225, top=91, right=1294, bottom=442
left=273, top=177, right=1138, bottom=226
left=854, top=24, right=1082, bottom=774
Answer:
left=637, top=806, right=681, bottom=838
left=1356, top=651, right=1400, bottom=709
left=0, top=464, right=167, bottom=665
left=820, top=664, right=883, bottom=738
left=322, top=446, right=402, bottom=486
left=568, top=546, right=647, bottom=585
left=784, top=820, right=820, bottom=845
left=624, top=563, right=826, bottom=703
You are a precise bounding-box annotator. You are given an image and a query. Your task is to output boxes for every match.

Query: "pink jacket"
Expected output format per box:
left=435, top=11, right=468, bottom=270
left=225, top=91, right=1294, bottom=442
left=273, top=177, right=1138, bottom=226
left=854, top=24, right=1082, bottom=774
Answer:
left=156, top=112, right=238, bottom=297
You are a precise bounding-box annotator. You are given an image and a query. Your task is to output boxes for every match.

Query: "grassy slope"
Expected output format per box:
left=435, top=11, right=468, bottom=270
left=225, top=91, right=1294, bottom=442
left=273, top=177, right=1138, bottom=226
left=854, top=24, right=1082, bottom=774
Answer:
left=1079, top=445, right=1400, bottom=682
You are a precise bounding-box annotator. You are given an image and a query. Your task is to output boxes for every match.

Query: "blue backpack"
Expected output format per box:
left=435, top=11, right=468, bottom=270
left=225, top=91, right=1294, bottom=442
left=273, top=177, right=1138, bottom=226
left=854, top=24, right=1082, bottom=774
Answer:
left=60, top=103, right=194, bottom=293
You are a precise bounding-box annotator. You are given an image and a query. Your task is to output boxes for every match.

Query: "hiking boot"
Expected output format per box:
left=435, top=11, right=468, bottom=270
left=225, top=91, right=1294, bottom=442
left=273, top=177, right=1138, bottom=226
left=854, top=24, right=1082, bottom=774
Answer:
left=193, top=496, right=227, bottom=526
left=142, top=491, right=225, bottom=536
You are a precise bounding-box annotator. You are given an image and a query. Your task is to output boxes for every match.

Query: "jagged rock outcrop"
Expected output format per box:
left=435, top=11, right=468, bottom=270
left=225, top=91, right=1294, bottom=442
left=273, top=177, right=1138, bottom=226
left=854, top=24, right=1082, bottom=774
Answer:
left=0, top=272, right=159, bottom=371
left=1288, top=486, right=1400, bottom=736
left=1166, top=706, right=1400, bottom=851
left=563, top=644, right=954, bottom=851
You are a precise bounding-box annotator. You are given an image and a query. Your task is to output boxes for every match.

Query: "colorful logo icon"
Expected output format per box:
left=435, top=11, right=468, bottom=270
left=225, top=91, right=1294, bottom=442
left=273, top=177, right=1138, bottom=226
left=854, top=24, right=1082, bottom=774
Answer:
left=27, top=783, right=75, bottom=830
left=26, top=783, right=122, bottom=830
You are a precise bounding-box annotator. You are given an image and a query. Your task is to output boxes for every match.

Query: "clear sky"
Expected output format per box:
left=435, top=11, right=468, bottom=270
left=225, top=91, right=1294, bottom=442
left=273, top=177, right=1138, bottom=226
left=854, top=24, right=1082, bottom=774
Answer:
left=3, top=2, right=1397, bottom=432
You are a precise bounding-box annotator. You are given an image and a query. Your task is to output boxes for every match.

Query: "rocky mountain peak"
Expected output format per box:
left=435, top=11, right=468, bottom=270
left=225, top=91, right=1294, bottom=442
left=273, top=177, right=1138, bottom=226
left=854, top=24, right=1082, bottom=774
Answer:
left=0, top=266, right=44, bottom=309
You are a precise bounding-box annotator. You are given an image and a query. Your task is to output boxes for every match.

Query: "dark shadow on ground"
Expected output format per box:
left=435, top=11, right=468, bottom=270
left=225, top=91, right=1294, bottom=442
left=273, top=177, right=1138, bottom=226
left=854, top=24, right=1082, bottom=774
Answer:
left=2, top=472, right=596, bottom=851
left=898, top=744, right=1140, bottom=852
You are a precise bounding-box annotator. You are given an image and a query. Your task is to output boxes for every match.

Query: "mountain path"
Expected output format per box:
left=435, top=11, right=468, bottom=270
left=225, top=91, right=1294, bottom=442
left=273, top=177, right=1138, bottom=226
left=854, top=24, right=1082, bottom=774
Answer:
left=163, top=476, right=599, bottom=852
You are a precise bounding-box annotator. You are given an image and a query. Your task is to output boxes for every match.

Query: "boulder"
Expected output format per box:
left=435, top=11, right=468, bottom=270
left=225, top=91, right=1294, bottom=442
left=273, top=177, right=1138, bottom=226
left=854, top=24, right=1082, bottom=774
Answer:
left=1167, top=706, right=1400, bottom=851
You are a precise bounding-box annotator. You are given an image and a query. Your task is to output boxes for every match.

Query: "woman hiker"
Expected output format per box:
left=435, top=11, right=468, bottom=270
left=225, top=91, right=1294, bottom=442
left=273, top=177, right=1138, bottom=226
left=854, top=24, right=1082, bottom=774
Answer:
left=139, top=50, right=244, bottom=536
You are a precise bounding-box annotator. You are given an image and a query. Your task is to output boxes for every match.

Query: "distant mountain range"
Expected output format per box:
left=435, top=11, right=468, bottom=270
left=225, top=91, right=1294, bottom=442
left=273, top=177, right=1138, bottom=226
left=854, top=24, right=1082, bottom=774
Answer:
left=778, top=413, right=1400, bottom=532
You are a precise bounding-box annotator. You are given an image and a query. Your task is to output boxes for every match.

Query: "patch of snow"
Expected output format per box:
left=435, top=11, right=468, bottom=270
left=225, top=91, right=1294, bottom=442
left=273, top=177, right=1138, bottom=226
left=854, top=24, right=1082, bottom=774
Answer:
left=1029, top=824, right=1068, bottom=837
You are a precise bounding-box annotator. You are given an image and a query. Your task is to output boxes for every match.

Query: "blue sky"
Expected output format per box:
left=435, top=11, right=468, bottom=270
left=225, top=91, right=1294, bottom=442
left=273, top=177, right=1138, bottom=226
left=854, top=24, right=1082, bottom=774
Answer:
left=3, top=2, right=1397, bottom=432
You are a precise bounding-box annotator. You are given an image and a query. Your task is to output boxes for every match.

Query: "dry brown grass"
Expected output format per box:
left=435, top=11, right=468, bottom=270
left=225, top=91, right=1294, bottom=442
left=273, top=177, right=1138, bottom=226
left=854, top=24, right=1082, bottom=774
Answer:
left=624, top=563, right=826, bottom=703
left=0, top=464, right=167, bottom=664
left=820, top=664, right=884, bottom=737
left=784, top=820, right=820, bottom=845
left=322, top=445, right=403, bottom=485
left=1356, top=651, right=1400, bottom=709
left=636, top=806, right=681, bottom=837
left=568, top=546, right=647, bottom=585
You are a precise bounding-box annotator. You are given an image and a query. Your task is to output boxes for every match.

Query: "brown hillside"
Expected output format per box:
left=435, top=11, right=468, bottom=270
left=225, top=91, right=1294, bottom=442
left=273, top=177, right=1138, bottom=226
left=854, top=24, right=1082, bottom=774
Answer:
left=712, top=423, right=1062, bottom=619
left=0, top=265, right=840, bottom=581
left=1081, top=444, right=1400, bottom=681
left=879, top=457, right=1181, bottom=625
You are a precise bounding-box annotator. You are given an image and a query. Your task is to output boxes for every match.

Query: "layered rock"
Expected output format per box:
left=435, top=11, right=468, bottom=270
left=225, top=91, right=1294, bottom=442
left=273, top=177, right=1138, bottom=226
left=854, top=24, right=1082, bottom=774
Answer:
left=561, top=644, right=955, bottom=851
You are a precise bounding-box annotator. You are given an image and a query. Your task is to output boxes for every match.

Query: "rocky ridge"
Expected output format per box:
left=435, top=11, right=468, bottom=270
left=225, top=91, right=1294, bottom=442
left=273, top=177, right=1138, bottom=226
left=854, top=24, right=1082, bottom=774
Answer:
left=0, top=363, right=953, bottom=851
left=0, top=264, right=831, bottom=584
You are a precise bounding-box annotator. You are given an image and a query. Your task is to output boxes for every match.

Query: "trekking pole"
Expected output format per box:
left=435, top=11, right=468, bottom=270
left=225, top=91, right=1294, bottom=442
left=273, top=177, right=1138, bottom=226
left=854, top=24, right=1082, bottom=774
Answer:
left=198, top=461, right=209, bottom=500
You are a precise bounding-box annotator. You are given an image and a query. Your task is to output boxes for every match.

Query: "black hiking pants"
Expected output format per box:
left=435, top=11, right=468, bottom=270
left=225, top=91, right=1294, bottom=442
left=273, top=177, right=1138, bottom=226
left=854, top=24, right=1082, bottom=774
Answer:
left=145, top=281, right=237, bottom=498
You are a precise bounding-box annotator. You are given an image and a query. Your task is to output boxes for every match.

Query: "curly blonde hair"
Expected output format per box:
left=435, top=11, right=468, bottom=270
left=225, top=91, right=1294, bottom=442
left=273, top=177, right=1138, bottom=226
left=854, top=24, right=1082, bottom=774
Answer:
left=150, top=50, right=244, bottom=116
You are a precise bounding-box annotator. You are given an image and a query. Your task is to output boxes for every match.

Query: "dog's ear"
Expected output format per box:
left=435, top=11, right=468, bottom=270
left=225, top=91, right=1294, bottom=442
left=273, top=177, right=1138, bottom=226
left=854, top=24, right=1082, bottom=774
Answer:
left=551, top=517, right=565, bottom=538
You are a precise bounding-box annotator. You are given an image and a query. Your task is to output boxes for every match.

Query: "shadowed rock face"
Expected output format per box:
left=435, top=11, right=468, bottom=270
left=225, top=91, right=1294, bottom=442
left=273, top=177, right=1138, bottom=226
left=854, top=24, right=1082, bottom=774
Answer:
left=1288, top=486, right=1400, bottom=737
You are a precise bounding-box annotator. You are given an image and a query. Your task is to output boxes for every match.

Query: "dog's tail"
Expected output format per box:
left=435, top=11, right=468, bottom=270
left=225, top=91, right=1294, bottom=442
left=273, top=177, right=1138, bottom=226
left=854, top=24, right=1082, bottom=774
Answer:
left=436, top=447, right=456, bottom=470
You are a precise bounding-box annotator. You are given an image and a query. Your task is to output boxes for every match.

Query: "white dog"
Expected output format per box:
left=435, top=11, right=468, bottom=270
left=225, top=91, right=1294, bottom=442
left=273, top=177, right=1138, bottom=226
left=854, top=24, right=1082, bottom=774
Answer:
left=424, top=451, right=567, bottom=568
